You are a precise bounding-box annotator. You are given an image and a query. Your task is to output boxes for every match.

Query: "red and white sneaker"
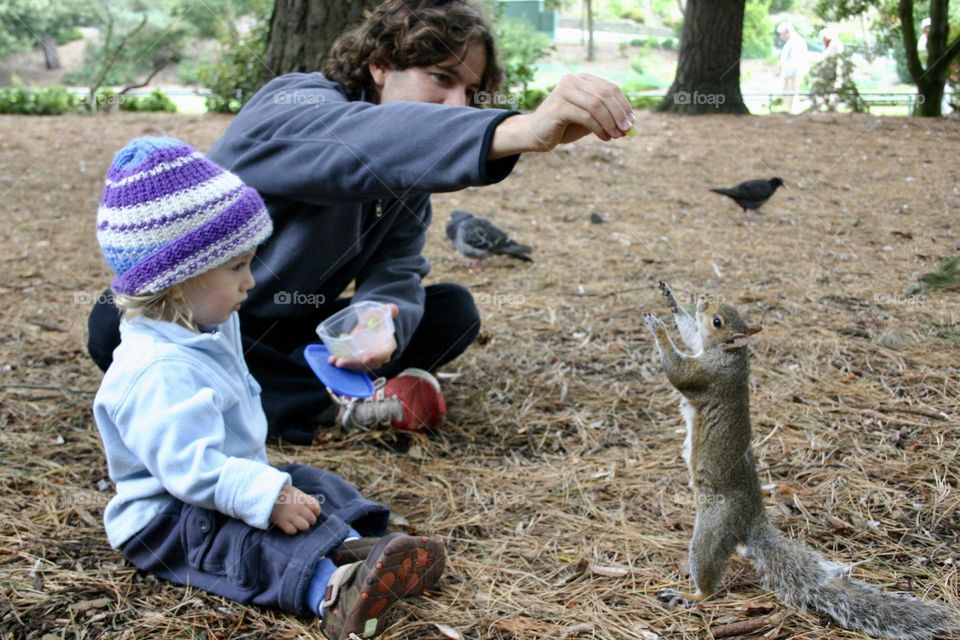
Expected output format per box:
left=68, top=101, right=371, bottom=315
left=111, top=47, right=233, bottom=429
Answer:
left=336, top=368, right=446, bottom=433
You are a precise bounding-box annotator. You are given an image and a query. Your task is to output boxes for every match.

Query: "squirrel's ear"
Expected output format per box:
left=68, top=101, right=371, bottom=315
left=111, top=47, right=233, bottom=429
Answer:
left=747, top=324, right=762, bottom=335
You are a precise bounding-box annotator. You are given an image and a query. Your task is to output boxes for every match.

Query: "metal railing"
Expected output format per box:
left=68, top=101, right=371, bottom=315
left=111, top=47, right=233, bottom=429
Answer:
left=625, top=90, right=922, bottom=114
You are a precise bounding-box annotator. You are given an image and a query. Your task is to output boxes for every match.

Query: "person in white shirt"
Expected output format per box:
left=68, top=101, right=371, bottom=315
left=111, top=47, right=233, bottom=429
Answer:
left=778, top=22, right=809, bottom=112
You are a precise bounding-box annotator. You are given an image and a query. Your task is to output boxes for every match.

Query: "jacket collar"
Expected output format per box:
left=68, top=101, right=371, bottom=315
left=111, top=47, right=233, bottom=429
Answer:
left=120, top=314, right=240, bottom=356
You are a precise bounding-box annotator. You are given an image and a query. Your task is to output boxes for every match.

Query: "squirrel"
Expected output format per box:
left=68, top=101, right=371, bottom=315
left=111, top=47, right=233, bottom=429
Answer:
left=642, top=281, right=958, bottom=640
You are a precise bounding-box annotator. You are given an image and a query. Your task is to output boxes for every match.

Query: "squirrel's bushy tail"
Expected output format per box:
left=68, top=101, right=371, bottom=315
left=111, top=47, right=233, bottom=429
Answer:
left=747, top=522, right=957, bottom=640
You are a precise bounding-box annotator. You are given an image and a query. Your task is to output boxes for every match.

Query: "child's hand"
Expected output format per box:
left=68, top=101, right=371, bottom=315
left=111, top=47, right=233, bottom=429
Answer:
left=270, top=484, right=321, bottom=535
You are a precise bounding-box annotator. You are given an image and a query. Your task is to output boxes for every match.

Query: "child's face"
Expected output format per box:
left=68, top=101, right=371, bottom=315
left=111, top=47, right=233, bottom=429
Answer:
left=177, top=249, right=257, bottom=326
left=369, top=42, right=487, bottom=107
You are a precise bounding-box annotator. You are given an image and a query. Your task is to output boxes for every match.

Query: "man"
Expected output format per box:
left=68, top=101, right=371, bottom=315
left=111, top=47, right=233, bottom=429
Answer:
left=778, top=22, right=808, bottom=113
left=88, top=0, right=634, bottom=444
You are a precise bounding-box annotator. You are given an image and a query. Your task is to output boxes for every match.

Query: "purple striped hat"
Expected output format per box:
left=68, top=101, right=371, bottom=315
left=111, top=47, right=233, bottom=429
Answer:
left=97, top=137, right=272, bottom=296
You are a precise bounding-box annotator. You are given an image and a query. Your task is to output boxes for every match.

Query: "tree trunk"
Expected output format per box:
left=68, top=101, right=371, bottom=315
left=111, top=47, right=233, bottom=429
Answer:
left=585, top=0, right=595, bottom=62
left=262, top=0, right=381, bottom=87
left=41, top=35, right=60, bottom=70
left=657, top=0, right=749, bottom=114
left=899, top=0, right=960, bottom=116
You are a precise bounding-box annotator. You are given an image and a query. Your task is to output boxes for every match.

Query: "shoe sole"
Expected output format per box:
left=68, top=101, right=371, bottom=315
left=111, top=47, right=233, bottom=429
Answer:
left=324, top=533, right=446, bottom=639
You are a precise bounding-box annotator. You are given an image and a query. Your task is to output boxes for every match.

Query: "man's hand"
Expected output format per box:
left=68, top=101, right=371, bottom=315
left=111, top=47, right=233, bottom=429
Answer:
left=328, top=303, right=399, bottom=372
left=270, top=484, right=322, bottom=535
left=489, top=74, right=635, bottom=159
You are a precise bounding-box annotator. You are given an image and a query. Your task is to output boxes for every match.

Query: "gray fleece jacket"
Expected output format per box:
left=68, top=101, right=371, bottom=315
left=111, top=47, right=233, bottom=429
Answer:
left=207, top=73, right=519, bottom=351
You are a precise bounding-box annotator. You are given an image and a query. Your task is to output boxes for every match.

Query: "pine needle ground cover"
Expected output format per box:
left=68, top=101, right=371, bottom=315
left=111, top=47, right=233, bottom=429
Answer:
left=1, top=112, right=957, bottom=639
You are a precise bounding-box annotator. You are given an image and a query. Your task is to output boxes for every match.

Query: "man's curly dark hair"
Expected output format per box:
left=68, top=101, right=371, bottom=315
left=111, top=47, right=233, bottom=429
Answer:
left=323, top=0, right=503, bottom=105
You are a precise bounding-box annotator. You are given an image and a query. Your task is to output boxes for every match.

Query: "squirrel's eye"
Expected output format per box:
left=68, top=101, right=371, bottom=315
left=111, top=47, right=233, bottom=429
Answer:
left=712, top=316, right=723, bottom=328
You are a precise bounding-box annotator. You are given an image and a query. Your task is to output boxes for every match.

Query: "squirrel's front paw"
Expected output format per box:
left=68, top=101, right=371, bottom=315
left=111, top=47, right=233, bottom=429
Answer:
left=658, top=281, right=679, bottom=311
left=643, top=312, right=665, bottom=334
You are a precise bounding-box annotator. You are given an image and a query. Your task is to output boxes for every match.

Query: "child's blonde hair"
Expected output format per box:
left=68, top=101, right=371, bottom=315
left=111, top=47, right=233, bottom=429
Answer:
left=113, top=287, right=197, bottom=332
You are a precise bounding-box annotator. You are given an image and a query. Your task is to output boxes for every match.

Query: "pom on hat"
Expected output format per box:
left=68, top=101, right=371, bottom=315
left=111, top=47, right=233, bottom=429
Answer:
left=96, top=136, right=272, bottom=296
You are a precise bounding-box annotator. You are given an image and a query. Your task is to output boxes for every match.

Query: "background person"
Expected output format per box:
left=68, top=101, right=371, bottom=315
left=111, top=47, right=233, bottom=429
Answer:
left=778, top=22, right=809, bottom=112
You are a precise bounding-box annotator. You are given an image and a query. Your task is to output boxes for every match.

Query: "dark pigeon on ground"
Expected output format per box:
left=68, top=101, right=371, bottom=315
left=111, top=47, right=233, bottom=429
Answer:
left=446, top=210, right=533, bottom=264
left=710, top=177, right=784, bottom=211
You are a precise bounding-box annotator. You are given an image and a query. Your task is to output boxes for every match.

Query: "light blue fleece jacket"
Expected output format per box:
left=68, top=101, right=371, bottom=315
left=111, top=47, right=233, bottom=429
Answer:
left=93, top=313, right=292, bottom=548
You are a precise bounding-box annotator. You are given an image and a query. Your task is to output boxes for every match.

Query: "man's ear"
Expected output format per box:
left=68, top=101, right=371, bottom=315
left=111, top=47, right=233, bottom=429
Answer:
left=368, top=63, right=388, bottom=90
left=747, top=324, right=762, bottom=335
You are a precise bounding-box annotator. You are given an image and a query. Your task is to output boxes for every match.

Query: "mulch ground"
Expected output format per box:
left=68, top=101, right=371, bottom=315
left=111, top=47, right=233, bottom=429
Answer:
left=1, top=110, right=958, bottom=639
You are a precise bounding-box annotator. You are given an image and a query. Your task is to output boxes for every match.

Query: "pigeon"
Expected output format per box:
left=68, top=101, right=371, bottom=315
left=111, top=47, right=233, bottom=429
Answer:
left=710, top=177, right=784, bottom=211
left=446, top=210, right=533, bottom=265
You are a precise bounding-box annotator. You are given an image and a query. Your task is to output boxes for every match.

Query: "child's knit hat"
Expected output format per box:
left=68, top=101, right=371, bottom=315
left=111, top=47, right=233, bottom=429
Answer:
left=97, top=137, right=272, bottom=296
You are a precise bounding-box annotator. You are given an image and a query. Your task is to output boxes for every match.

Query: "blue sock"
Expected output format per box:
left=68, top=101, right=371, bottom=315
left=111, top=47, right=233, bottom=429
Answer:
left=304, top=528, right=362, bottom=617
left=306, top=557, right=336, bottom=617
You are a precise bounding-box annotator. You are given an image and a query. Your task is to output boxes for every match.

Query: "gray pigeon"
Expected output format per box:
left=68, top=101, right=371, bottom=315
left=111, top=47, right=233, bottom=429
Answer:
left=711, top=177, right=784, bottom=211
left=446, top=210, right=533, bottom=264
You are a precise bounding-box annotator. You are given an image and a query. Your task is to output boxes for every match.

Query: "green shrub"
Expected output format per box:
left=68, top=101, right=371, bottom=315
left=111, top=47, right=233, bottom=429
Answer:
left=198, top=21, right=267, bottom=113
left=0, top=79, right=79, bottom=115
left=622, top=79, right=662, bottom=93
left=628, top=36, right=677, bottom=51
left=515, top=86, right=548, bottom=110
left=620, top=7, right=646, bottom=23
left=629, top=36, right=659, bottom=48
left=622, top=75, right=664, bottom=110
left=628, top=94, right=661, bottom=109
left=176, top=43, right=218, bottom=86
left=496, top=18, right=553, bottom=105
left=889, top=41, right=914, bottom=84
left=56, top=26, right=84, bottom=45
left=119, top=89, right=177, bottom=112
left=177, top=57, right=201, bottom=86
left=630, top=51, right=660, bottom=75
left=808, top=50, right=866, bottom=112
left=742, top=0, right=772, bottom=59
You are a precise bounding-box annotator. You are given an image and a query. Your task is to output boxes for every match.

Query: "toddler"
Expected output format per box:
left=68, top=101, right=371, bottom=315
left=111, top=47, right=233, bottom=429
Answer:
left=92, top=137, right=445, bottom=639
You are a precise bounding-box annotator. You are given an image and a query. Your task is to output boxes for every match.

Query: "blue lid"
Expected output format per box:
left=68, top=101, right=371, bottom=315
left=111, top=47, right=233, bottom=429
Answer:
left=303, top=344, right=375, bottom=398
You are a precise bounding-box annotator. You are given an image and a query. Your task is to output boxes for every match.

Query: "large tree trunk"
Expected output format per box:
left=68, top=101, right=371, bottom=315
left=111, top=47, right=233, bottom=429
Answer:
left=262, top=0, right=381, bottom=86
left=657, top=0, right=749, bottom=114
left=899, top=0, right=960, bottom=117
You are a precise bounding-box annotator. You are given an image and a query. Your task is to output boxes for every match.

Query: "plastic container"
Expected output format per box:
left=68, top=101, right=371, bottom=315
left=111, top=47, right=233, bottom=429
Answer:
left=316, top=301, right=395, bottom=360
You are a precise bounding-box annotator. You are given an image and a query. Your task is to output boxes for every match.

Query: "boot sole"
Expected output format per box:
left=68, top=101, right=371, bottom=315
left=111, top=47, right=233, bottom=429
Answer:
left=323, top=533, right=446, bottom=639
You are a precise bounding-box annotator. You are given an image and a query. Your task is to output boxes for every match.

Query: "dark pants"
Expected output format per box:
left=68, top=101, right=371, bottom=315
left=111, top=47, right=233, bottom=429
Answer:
left=88, top=283, right=480, bottom=443
left=119, top=464, right=389, bottom=616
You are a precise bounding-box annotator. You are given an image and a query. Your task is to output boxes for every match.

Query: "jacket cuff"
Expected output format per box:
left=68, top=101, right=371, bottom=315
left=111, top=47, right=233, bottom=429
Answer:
left=215, top=457, right=292, bottom=529
left=479, top=110, right=521, bottom=184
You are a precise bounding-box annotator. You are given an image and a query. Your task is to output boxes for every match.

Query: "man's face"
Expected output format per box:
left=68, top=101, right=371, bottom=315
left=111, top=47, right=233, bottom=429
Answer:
left=369, top=41, right=487, bottom=107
